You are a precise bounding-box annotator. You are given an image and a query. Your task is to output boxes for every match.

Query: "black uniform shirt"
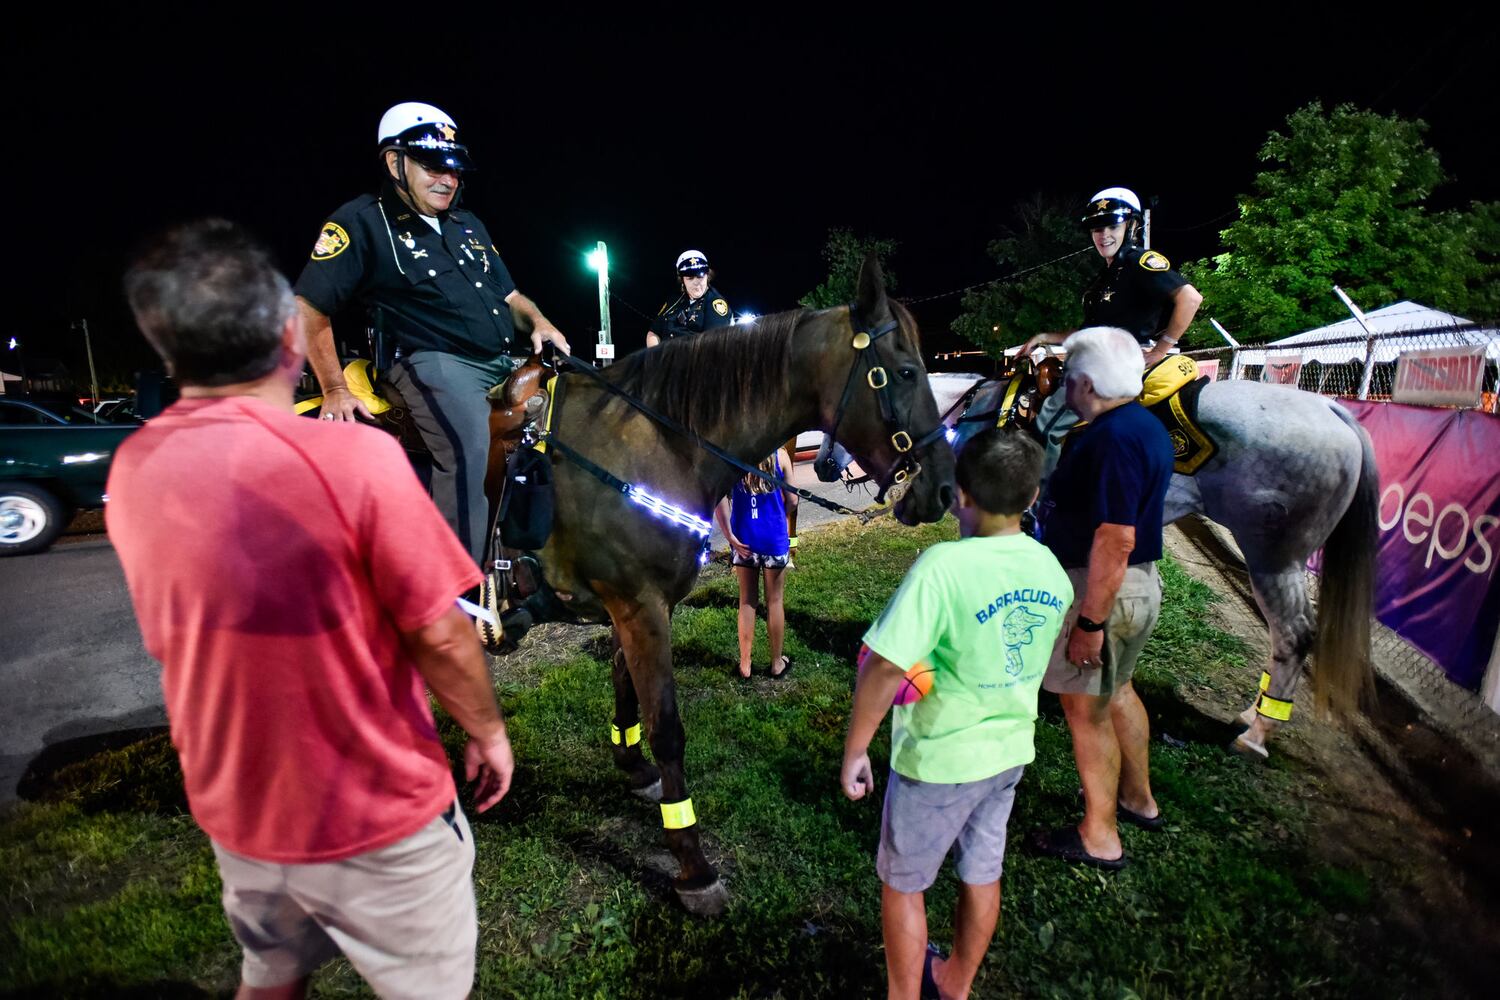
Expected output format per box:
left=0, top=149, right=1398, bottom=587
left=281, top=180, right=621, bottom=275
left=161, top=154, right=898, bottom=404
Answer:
left=1081, top=245, right=1188, bottom=345
left=294, top=183, right=518, bottom=360
left=649, top=285, right=733, bottom=341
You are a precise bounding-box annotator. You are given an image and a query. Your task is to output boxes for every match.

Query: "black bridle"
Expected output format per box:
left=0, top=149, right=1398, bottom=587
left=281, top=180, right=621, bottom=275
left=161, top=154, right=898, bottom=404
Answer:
left=825, top=303, right=950, bottom=503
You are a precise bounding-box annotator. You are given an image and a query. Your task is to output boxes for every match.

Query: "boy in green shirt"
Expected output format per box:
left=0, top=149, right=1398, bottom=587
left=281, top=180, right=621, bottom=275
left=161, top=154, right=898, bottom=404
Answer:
left=841, top=427, right=1071, bottom=1000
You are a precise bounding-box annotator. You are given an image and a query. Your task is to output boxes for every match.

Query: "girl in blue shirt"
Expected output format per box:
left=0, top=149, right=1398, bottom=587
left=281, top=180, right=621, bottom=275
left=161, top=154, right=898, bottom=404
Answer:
left=714, top=448, right=794, bottom=680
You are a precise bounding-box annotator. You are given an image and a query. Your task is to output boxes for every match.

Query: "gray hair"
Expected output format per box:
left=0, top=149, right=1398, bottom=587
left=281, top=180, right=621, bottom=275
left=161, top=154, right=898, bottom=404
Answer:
left=124, top=219, right=295, bottom=387
left=1062, top=327, right=1143, bottom=400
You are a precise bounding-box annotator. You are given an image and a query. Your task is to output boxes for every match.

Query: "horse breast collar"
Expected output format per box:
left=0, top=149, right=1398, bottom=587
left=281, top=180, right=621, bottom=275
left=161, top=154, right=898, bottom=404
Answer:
left=832, top=303, right=949, bottom=503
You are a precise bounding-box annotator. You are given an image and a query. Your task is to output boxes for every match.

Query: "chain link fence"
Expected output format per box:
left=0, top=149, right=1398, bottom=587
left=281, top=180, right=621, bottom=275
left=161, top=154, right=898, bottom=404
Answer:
left=1182, top=321, right=1500, bottom=410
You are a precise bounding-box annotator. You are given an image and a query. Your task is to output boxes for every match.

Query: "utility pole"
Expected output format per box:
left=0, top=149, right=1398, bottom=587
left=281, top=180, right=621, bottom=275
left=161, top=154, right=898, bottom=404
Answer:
left=78, top=319, right=101, bottom=422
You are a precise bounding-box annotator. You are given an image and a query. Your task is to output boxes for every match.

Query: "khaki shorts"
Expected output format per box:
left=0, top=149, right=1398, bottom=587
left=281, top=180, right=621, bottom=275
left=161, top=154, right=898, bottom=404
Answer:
left=1043, top=563, right=1161, bottom=697
left=212, top=802, right=476, bottom=998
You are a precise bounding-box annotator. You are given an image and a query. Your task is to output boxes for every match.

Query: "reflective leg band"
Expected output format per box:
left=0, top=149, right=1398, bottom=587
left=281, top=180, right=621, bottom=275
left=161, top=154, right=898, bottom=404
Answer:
left=1258, top=694, right=1294, bottom=722
left=661, top=798, right=696, bottom=829
left=1259, top=671, right=1272, bottom=692
left=788, top=535, right=799, bottom=548
left=609, top=723, right=643, bottom=747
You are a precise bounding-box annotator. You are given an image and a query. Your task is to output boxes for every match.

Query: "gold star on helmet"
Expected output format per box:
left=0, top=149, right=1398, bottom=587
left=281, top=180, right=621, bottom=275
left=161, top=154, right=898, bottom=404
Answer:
left=439, top=124, right=456, bottom=141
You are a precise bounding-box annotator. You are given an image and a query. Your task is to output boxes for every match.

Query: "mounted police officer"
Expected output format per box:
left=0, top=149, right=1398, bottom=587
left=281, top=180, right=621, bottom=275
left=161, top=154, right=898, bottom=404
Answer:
left=645, top=250, right=733, bottom=347
left=1023, top=187, right=1203, bottom=483
left=294, top=102, right=570, bottom=567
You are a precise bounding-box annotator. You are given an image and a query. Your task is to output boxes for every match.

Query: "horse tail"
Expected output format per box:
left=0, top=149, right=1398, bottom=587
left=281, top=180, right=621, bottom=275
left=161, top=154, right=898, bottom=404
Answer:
left=1312, top=403, right=1379, bottom=721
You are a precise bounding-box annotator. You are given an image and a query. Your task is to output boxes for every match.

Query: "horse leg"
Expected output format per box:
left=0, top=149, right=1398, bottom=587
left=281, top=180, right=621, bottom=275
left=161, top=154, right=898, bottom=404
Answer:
left=609, top=627, right=662, bottom=801
left=1234, top=568, right=1313, bottom=759
left=608, top=596, right=728, bottom=916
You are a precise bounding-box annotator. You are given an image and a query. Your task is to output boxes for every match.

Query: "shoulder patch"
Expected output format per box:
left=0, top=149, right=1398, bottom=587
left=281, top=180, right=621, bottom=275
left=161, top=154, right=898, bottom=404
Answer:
left=312, top=222, right=351, bottom=261
left=712, top=298, right=729, bottom=316
left=1139, top=250, right=1171, bottom=271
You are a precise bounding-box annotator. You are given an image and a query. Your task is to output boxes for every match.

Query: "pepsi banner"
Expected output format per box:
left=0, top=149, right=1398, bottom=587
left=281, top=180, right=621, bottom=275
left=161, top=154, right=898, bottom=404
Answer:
left=1341, top=402, right=1500, bottom=690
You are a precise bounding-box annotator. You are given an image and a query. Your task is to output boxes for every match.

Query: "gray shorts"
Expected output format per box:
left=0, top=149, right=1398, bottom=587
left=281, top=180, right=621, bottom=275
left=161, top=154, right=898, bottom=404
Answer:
left=877, top=765, right=1025, bottom=893
left=1043, top=563, right=1161, bottom=697
left=212, top=802, right=476, bottom=998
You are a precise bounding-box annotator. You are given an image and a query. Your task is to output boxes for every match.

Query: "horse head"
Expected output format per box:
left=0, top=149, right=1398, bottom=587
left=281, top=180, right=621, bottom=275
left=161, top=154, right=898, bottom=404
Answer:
left=818, top=255, right=956, bottom=526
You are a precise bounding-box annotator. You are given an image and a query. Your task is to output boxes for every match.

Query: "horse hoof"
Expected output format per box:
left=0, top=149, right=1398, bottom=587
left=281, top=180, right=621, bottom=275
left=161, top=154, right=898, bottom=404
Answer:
left=631, top=779, right=663, bottom=803
left=675, top=878, right=729, bottom=917
left=1229, top=734, right=1269, bottom=761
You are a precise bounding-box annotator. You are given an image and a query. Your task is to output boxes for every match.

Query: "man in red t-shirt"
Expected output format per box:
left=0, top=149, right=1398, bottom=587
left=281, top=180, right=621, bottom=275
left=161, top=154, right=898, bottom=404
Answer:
left=112, top=219, right=513, bottom=999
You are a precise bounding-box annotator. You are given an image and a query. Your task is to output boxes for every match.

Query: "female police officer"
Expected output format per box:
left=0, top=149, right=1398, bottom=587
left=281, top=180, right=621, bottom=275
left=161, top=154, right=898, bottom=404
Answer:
left=645, top=250, right=734, bottom=347
left=1023, top=187, right=1203, bottom=483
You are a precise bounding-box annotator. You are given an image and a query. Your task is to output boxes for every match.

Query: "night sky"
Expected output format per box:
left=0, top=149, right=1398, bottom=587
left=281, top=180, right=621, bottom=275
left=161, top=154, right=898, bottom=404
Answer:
left=13, top=15, right=1498, bottom=383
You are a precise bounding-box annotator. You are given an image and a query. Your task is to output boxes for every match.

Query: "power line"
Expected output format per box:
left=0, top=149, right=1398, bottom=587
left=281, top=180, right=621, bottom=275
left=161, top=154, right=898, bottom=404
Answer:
left=897, top=248, right=1092, bottom=307
left=1155, top=207, right=1239, bottom=234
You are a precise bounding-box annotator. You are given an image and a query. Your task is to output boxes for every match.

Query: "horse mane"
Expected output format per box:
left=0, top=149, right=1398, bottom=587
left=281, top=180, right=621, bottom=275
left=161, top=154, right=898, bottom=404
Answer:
left=599, top=299, right=921, bottom=438
left=603, top=310, right=801, bottom=437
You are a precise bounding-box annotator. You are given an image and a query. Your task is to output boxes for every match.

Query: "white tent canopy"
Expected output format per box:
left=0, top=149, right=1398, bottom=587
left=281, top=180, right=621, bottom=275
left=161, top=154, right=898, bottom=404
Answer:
left=1235, top=301, right=1500, bottom=366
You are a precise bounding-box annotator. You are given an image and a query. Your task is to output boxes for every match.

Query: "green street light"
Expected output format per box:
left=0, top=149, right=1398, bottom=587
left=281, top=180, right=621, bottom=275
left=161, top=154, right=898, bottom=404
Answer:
left=587, top=241, right=613, bottom=366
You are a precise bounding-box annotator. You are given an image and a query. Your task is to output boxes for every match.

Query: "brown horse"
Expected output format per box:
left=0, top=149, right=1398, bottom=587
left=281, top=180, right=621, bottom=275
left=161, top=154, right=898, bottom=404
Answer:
left=511, top=258, right=955, bottom=914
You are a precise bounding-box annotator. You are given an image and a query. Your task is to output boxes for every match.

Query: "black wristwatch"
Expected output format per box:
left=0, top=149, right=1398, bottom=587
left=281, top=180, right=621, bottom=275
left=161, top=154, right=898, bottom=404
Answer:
left=1075, top=614, right=1106, bottom=633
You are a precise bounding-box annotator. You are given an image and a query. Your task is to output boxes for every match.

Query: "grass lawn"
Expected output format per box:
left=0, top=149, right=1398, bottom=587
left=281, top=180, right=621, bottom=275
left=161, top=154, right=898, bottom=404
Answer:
left=0, top=517, right=1434, bottom=998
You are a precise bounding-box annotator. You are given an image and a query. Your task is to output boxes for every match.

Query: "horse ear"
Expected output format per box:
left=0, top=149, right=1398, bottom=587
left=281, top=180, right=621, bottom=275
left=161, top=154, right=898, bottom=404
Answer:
left=854, top=253, right=891, bottom=323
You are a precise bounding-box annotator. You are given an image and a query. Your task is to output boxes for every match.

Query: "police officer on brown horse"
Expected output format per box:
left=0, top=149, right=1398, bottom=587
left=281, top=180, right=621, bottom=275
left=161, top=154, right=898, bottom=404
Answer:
left=295, top=102, right=571, bottom=568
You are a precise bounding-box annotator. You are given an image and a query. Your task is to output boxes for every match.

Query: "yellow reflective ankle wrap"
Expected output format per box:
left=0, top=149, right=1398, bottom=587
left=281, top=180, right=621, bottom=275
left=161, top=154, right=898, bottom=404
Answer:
left=1259, top=671, right=1272, bottom=692
left=1258, top=694, right=1294, bottom=722
left=609, top=723, right=643, bottom=747
left=788, top=535, right=799, bottom=548
left=661, top=798, right=696, bottom=829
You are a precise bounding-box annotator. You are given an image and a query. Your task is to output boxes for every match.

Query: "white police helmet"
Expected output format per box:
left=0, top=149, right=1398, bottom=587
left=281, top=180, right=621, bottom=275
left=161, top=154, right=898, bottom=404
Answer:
left=377, top=102, right=475, bottom=172
left=676, top=250, right=710, bottom=276
left=1081, top=187, right=1143, bottom=228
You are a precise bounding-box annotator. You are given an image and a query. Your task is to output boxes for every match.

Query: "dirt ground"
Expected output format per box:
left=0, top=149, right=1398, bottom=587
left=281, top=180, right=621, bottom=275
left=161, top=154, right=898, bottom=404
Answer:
left=1165, top=518, right=1500, bottom=998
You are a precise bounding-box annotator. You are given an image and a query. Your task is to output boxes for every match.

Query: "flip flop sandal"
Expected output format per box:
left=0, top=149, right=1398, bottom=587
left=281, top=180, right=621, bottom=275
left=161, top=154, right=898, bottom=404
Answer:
left=769, top=655, right=792, bottom=680
left=1028, top=825, right=1128, bottom=870
left=1116, top=801, right=1165, bottom=832
left=1076, top=788, right=1165, bottom=831
left=921, top=941, right=946, bottom=1000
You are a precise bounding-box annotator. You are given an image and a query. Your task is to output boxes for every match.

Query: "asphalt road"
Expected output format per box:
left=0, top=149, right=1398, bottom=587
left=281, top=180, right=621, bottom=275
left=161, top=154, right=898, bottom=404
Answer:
left=0, top=533, right=163, bottom=805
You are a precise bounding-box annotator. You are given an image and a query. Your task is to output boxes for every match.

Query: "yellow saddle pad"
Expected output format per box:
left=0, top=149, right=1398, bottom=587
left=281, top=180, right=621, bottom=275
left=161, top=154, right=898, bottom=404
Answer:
left=293, top=359, right=392, bottom=417
left=1140, top=354, right=1199, bottom=407
left=1140, top=356, right=1216, bottom=475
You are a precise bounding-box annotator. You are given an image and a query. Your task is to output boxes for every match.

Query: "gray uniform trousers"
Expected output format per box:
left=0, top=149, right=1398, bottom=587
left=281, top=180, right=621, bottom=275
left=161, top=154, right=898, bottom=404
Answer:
left=1036, top=389, right=1081, bottom=489
left=386, top=350, right=517, bottom=569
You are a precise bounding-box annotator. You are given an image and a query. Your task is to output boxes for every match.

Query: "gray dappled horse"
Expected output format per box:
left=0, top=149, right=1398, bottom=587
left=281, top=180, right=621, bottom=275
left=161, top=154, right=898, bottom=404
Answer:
left=528, top=259, right=955, bottom=914
left=940, top=375, right=1379, bottom=758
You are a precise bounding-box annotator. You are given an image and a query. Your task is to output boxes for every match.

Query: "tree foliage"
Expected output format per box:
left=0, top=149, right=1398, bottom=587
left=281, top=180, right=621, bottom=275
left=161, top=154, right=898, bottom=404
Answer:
left=950, top=193, right=1096, bottom=357
left=799, top=228, right=898, bottom=309
left=1185, top=102, right=1500, bottom=344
